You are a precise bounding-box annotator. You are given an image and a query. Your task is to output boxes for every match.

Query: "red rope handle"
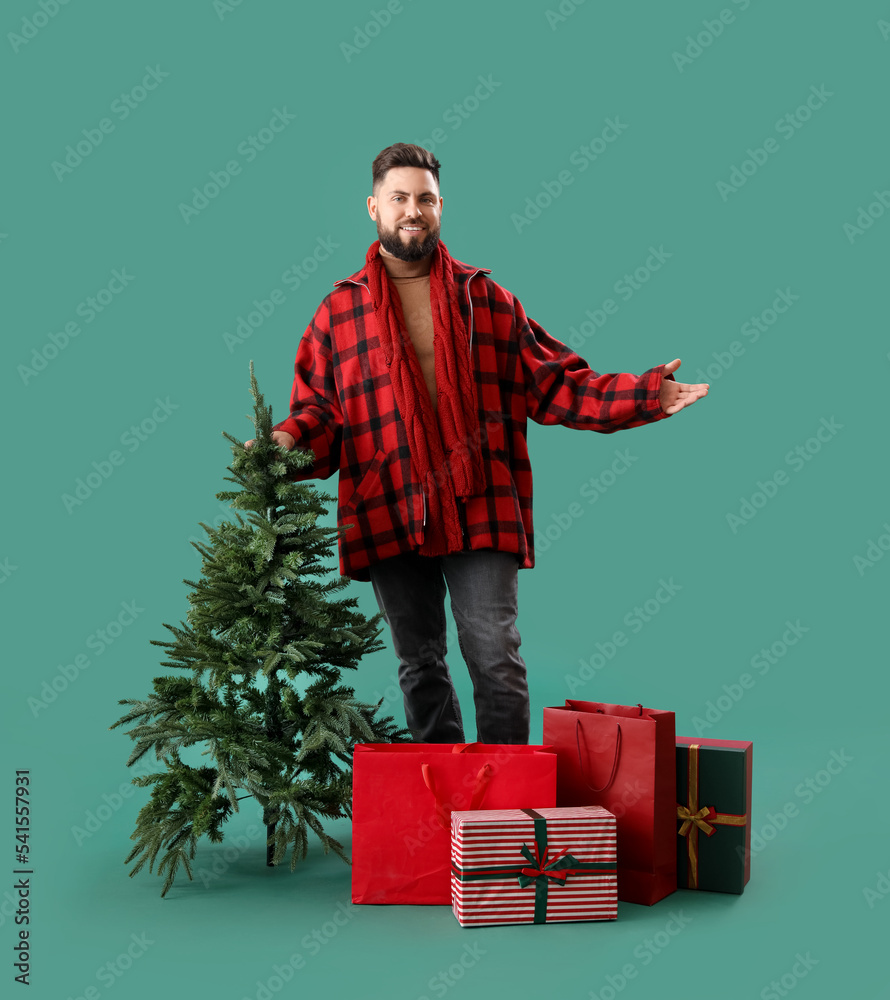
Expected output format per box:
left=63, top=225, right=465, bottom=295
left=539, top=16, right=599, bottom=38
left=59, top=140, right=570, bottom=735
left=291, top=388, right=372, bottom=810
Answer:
left=422, top=762, right=494, bottom=829
left=575, top=719, right=622, bottom=793
left=470, top=763, right=493, bottom=809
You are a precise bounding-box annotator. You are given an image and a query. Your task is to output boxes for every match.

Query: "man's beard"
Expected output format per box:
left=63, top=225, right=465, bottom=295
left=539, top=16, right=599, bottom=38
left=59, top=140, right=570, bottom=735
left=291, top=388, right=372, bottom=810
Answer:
left=376, top=220, right=440, bottom=261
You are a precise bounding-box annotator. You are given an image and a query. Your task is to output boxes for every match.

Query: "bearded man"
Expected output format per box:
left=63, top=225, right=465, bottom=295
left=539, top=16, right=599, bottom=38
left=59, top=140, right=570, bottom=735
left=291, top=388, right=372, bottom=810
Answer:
left=246, top=142, right=708, bottom=744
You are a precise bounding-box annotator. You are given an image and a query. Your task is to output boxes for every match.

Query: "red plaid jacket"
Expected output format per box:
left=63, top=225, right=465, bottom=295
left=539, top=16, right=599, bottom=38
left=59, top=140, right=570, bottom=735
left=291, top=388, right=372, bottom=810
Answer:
left=272, top=248, right=673, bottom=581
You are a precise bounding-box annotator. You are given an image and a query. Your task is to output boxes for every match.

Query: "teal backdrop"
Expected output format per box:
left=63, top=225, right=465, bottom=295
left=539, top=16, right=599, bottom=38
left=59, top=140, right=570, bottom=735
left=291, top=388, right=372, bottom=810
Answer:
left=3, top=1, right=888, bottom=997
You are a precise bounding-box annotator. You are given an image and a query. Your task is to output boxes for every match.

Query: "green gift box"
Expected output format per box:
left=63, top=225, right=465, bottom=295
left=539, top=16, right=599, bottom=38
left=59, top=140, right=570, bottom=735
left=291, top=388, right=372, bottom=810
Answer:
left=675, top=737, right=753, bottom=894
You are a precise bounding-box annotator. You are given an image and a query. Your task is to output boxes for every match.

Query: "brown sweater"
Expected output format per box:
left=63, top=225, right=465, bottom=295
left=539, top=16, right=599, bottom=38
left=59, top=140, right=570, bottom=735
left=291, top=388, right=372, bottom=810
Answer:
left=379, top=249, right=437, bottom=411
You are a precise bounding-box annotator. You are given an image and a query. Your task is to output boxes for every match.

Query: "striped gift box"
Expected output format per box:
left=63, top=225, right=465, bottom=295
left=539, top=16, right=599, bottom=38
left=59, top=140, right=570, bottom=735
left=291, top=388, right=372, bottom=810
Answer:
left=450, top=806, right=617, bottom=927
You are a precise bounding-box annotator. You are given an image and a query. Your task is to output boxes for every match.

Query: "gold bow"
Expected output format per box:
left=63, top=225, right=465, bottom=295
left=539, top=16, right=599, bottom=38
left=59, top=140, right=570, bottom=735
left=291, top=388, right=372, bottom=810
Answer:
left=677, top=744, right=747, bottom=888
left=677, top=804, right=715, bottom=837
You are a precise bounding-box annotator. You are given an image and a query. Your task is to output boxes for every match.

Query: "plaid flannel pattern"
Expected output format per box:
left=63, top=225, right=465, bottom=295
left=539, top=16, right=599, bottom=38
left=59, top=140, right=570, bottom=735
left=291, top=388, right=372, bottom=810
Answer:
left=272, top=250, right=671, bottom=581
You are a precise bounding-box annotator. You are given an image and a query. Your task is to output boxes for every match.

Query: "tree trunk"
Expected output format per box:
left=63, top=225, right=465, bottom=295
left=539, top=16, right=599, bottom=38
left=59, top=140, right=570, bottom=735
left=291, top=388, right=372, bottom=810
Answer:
left=264, top=809, right=276, bottom=868
left=264, top=673, right=283, bottom=867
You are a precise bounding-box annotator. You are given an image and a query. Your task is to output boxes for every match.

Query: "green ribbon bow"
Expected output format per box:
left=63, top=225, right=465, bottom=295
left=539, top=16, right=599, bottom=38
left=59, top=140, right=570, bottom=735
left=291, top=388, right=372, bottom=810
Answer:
left=453, top=808, right=616, bottom=923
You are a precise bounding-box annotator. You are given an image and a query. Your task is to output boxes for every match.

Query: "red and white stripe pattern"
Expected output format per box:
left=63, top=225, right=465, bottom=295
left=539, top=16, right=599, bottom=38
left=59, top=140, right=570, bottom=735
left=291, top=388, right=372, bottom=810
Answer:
left=450, top=806, right=617, bottom=927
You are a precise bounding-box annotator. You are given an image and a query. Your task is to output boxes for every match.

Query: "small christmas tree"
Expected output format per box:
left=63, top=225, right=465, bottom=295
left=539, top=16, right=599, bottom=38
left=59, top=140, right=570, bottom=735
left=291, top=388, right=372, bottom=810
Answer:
left=111, top=363, right=408, bottom=896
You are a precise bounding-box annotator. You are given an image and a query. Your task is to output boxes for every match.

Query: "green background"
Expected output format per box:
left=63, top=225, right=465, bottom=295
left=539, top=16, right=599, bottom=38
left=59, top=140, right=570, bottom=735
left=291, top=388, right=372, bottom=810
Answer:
left=3, top=0, right=888, bottom=997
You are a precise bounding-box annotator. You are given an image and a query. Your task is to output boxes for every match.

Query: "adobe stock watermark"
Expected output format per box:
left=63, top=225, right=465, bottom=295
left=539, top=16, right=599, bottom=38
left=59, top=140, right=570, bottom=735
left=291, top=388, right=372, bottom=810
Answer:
left=690, top=619, right=808, bottom=735
left=725, top=416, right=842, bottom=533
left=402, top=752, right=520, bottom=857
left=370, top=671, right=402, bottom=715
left=365, top=428, right=518, bottom=706
left=862, top=867, right=890, bottom=909
left=588, top=911, right=694, bottom=1000
left=61, top=397, right=179, bottom=513
left=672, top=0, right=753, bottom=72
left=213, top=0, right=250, bottom=20
left=563, top=247, right=673, bottom=351
left=1, top=881, right=28, bottom=935
left=222, top=236, right=341, bottom=352
left=841, top=187, right=890, bottom=244
left=741, top=748, right=853, bottom=863
left=239, top=899, right=361, bottom=999
left=370, top=600, right=462, bottom=715
left=18, top=268, right=135, bottom=385
left=51, top=66, right=170, bottom=181
left=535, top=448, right=639, bottom=555
left=71, top=758, right=156, bottom=846
left=410, top=74, right=502, bottom=154
left=195, top=824, right=264, bottom=887
left=852, top=520, right=890, bottom=576
left=511, top=116, right=630, bottom=234
left=545, top=0, right=589, bottom=31
left=414, top=943, right=486, bottom=1000
left=60, top=933, right=156, bottom=998
left=759, top=952, right=819, bottom=1000
left=564, top=578, right=682, bottom=695
left=693, top=287, right=798, bottom=384
left=10, top=885, right=29, bottom=983
left=716, top=85, right=834, bottom=201
left=178, top=107, right=296, bottom=224
left=187, top=497, right=250, bottom=561
left=0, top=557, right=19, bottom=586
left=8, top=0, right=74, bottom=54
left=340, top=0, right=416, bottom=62
left=187, top=499, right=243, bottom=559
left=27, top=600, right=146, bottom=717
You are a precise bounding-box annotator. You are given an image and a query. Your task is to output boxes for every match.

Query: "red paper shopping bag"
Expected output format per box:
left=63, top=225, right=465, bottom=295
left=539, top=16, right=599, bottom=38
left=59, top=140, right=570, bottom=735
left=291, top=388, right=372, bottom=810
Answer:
left=351, top=743, right=557, bottom=905
left=542, top=701, right=676, bottom=905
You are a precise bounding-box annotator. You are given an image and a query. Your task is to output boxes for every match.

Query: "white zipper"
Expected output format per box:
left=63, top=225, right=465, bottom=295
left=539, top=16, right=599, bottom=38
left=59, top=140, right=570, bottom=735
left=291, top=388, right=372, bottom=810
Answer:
left=421, top=488, right=426, bottom=527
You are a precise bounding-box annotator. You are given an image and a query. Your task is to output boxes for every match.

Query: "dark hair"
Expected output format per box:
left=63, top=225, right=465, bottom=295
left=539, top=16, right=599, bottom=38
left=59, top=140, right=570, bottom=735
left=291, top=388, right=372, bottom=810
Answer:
left=371, top=143, right=441, bottom=194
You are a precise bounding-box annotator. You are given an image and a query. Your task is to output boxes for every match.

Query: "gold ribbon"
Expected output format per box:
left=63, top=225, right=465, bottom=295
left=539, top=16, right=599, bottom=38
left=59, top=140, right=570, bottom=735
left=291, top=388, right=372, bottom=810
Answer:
left=677, top=744, right=747, bottom=889
left=677, top=804, right=715, bottom=837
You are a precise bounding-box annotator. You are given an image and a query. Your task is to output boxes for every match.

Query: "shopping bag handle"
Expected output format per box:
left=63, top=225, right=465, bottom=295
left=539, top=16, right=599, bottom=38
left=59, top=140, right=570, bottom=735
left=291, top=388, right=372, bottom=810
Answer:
left=421, top=762, right=494, bottom=830
left=575, top=720, right=621, bottom=793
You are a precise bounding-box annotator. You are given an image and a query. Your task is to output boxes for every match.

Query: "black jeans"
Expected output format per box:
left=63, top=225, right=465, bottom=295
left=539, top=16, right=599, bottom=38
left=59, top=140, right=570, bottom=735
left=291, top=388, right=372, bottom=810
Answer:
left=368, top=549, right=530, bottom=744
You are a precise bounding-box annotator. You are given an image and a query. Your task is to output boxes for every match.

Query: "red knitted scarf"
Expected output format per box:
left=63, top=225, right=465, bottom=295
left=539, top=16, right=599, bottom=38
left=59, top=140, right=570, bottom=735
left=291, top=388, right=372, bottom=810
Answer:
left=364, top=239, right=486, bottom=553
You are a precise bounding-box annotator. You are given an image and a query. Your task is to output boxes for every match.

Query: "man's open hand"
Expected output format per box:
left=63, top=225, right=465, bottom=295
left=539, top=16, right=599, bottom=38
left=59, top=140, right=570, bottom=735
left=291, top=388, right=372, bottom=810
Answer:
left=244, top=431, right=295, bottom=450
left=659, top=359, right=709, bottom=415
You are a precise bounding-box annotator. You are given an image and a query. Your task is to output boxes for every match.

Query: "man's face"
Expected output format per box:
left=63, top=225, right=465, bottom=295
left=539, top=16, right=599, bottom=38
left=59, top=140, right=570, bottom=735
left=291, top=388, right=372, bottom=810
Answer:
left=367, top=166, right=443, bottom=261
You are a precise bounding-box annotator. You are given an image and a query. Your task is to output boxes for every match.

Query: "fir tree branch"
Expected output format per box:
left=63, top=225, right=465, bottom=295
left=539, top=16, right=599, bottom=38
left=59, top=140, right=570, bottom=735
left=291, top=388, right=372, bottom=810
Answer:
left=111, top=362, right=410, bottom=895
